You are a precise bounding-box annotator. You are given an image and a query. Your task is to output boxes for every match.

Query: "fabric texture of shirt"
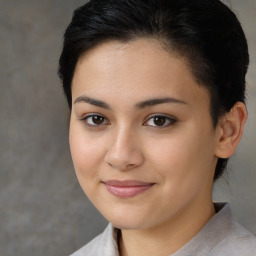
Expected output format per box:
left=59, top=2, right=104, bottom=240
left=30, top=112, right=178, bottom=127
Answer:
left=70, top=203, right=256, bottom=256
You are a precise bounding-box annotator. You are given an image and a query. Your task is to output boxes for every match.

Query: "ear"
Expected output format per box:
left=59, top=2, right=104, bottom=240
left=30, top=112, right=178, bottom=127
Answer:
left=215, top=102, right=247, bottom=159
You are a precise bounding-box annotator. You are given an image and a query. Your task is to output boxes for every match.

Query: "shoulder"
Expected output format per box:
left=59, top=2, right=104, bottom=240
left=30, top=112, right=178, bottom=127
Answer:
left=209, top=217, right=256, bottom=256
left=70, top=223, right=119, bottom=256
left=173, top=203, right=256, bottom=256
left=70, top=233, right=102, bottom=256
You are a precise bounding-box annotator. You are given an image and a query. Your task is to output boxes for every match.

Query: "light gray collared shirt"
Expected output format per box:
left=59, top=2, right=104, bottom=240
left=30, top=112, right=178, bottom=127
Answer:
left=71, top=203, right=256, bottom=256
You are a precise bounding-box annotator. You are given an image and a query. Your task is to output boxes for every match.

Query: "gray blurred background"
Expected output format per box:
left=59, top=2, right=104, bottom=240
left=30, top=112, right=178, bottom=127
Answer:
left=0, top=0, right=255, bottom=255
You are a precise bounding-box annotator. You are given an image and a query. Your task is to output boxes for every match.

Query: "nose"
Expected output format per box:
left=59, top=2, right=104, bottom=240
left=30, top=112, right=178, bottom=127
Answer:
left=105, top=126, right=144, bottom=171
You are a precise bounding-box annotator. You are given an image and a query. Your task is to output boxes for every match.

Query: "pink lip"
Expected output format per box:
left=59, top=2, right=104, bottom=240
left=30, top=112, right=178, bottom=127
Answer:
left=103, top=180, right=155, bottom=198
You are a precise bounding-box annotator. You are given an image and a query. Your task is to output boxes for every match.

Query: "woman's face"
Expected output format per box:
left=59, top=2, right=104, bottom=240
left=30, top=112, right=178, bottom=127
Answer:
left=70, top=39, right=220, bottom=230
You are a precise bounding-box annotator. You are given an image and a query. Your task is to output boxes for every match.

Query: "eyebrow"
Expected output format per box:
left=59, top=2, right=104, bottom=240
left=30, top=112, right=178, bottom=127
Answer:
left=135, top=97, right=187, bottom=109
left=74, top=96, right=187, bottom=110
left=74, top=96, right=111, bottom=110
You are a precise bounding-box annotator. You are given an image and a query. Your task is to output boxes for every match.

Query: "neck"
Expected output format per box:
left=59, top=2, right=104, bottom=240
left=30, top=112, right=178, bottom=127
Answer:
left=119, top=199, right=215, bottom=256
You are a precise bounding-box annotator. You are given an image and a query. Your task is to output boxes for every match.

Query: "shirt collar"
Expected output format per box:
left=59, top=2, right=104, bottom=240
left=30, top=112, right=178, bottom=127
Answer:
left=97, top=203, right=232, bottom=256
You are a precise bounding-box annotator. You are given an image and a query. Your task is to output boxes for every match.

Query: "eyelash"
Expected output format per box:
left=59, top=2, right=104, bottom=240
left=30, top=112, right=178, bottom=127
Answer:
left=80, top=113, right=110, bottom=127
left=143, top=114, right=176, bottom=128
left=80, top=113, right=176, bottom=128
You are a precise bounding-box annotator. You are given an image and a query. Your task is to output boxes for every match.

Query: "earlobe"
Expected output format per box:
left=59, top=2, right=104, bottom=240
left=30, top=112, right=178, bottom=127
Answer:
left=215, top=102, right=247, bottom=159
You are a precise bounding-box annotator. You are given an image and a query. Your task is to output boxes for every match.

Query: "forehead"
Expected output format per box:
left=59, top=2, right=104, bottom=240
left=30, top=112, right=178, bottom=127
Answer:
left=72, top=39, right=210, bottom=109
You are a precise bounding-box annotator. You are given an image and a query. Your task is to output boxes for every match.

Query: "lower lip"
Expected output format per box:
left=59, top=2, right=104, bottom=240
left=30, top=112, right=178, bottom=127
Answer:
left=104, top=183, right=154, bottom=198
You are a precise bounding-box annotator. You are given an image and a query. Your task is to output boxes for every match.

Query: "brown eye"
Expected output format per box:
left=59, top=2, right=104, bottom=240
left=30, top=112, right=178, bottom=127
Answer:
left=143, top=115, right=176, bottom=127
left=82, top=114, right=109, bottom=126
left=92, top=115, right=105, bottom=125
left=153, top=116, right=166, bottom=126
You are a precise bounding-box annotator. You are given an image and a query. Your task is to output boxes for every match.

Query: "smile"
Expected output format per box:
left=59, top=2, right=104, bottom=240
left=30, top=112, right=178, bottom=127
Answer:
left=103, top=180, right=155, bottom=198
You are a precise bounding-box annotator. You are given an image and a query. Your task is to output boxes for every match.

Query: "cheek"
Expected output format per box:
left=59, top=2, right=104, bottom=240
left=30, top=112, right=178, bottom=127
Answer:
left=148, top=125, right=216, bottom=186
left=69, top=122, right=105, bottom=187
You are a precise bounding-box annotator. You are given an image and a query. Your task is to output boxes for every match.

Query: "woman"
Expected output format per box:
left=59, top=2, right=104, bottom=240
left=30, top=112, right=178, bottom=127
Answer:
left=58, top=0, right=256, bottom=255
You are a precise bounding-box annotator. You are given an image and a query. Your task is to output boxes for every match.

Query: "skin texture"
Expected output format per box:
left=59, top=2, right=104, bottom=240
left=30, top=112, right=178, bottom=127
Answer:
left=69, top=39, right=247, bottom=256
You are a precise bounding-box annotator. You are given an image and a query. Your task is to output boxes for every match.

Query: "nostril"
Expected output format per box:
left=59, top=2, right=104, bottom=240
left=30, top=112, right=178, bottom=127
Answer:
left=126, top=163, right=136, bottom=168
left=107, top=161, right=133, bottom=169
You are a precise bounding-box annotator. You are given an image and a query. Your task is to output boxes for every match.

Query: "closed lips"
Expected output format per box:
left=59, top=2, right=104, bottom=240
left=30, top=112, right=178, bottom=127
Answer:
left=103, top=180, right=155, bottom=198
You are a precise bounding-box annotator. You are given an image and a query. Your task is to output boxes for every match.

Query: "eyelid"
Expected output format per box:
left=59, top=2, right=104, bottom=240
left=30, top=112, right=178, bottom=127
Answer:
left=79, top=113, right=110, bottom=126
left=143, top=113, right=177, bottom=127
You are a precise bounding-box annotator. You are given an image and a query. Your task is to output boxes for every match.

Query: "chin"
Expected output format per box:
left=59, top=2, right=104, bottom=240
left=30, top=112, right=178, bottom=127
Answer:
left=110, top=219, right=144, bottom=230
left=101, top=209, right=147, bottom=230
left=105, top=210, right=161, bottom=231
